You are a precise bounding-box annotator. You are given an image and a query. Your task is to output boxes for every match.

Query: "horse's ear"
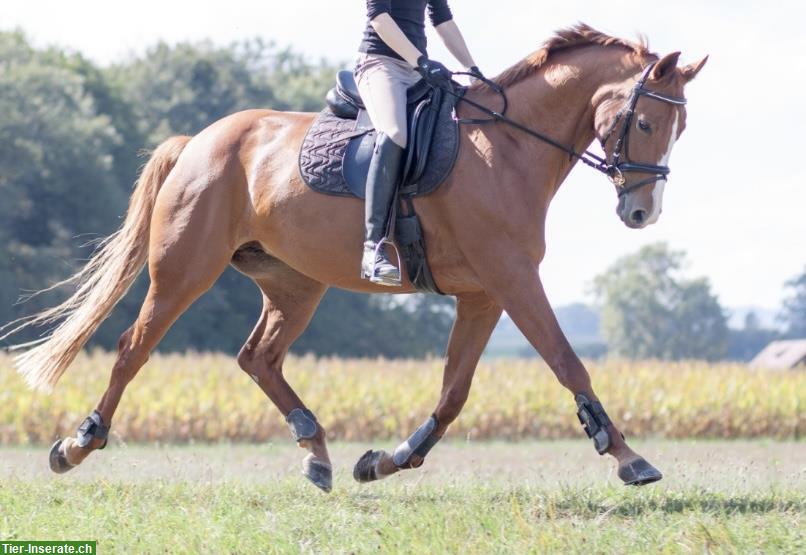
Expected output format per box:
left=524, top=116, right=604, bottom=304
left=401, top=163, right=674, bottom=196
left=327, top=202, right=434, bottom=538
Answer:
left=650, top=51, right=681, bottom=82
left=681, top=55, right=709, bottom=83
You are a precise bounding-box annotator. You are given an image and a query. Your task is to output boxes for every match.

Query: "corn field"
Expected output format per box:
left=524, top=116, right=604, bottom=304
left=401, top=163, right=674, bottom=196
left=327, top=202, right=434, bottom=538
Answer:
left=0, top=351, right=803, bottom=444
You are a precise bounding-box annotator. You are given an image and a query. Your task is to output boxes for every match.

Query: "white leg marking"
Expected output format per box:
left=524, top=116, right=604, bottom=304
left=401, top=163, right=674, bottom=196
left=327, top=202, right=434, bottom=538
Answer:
left=646, top=113, right=679, bottom=224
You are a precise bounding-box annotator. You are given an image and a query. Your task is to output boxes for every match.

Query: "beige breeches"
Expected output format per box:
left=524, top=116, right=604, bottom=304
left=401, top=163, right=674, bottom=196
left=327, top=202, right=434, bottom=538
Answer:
left=354, top=53, right=422, bottom=148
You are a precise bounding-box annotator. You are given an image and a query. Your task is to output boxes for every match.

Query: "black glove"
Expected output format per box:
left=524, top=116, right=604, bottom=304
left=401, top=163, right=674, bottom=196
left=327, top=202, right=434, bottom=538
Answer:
left=467, top=65, right=485, bottom=85
left=415, top=56, right=453, bottom=89
left=468, top=66, right=484, bottom=79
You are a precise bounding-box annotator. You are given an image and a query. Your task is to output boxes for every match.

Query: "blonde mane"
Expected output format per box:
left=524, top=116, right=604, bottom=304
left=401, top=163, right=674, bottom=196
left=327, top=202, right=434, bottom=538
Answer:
left=488, top=23, right=656, bottom=89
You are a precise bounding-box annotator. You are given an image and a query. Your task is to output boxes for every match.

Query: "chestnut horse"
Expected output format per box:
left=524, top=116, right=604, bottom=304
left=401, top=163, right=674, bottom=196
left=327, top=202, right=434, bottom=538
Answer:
left=2, top=24, right=706, bottom=492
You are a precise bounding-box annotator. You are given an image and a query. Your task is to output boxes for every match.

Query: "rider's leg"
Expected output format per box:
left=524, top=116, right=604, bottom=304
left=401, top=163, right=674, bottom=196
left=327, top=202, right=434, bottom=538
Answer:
left=361, top=133, right=404, bottom=285
left=356, top=56, right=421, bottom=286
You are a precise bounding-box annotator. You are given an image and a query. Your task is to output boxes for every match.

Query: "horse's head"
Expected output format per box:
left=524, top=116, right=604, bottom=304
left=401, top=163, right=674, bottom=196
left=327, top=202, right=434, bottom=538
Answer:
left=595, top=52, right=708, bottom=229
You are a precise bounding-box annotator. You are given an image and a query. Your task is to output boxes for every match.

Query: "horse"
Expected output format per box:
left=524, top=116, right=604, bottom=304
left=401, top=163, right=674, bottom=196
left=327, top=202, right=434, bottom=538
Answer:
left=1, top=23, right=706, bottom=492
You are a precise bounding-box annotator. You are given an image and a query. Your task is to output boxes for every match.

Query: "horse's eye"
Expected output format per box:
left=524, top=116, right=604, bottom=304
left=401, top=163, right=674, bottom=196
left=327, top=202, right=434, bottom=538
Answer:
left=637, top=120, right=652, bottom=133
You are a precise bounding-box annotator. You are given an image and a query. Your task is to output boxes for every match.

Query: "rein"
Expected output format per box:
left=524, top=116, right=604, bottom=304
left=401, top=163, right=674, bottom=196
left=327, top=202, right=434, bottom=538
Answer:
left=450, top=63, right=687, bottom=197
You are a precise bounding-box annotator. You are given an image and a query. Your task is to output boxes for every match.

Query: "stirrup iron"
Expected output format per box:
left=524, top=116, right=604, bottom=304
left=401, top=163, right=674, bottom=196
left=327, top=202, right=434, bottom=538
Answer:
left=575, top=394, right=612, bottom=455
left=362, top=238, right=403, bottom=286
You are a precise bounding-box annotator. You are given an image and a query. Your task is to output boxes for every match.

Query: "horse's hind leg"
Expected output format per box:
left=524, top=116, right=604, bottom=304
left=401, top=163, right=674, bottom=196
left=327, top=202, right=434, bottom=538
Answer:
left=354, top=292, right=501, bottom=482
left=50, top=209, right=233, bottom=472
left=235, top=265, right=330, bottom=491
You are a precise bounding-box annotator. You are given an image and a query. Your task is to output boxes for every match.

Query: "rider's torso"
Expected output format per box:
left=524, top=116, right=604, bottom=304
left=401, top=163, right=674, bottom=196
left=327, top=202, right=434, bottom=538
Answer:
left=359, top=0, right=453, bottom=61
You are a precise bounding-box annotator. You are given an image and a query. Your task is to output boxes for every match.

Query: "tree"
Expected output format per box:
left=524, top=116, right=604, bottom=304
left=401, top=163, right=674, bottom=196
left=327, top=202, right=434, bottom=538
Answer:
left=106, top=39, right=336, bottom=146
left=780, top=266, right=806, bottom=338
left=593, top=243, right=728, bottom=360
left=0, top=32, right=125, bottom=342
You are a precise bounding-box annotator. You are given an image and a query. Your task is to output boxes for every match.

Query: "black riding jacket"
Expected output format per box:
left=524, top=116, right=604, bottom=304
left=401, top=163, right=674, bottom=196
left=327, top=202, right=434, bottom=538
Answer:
left=359, top=0, right=453, bottom=61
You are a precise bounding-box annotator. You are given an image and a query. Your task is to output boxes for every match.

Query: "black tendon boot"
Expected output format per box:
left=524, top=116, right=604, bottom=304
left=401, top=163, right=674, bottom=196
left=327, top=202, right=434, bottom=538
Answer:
left=361, top=132, right=405, bottom=286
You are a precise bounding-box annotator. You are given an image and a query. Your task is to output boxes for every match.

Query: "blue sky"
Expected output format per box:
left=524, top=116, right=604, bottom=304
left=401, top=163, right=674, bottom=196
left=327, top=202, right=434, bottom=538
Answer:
left=4, top=0, right=804, bottom=310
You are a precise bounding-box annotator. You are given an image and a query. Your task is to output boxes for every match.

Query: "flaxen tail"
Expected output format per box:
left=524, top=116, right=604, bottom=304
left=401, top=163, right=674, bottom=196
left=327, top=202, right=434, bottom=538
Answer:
left=0, top=135, right=192, bottom=392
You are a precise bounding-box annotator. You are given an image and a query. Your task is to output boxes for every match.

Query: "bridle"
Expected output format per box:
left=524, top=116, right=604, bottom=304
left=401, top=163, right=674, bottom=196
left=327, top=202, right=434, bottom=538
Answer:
left=449, top=62, right=687, bottom=198
left=598, top=63, right=688, bottom=197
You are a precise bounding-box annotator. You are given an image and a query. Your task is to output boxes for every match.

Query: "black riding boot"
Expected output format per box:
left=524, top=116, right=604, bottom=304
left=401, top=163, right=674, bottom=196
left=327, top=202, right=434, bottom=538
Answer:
left=362, top=132, right=405, bottom=286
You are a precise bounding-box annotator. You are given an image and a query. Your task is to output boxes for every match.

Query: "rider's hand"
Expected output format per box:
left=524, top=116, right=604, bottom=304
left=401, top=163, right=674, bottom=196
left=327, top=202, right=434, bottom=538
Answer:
left=467, top=66, right=484, bottom=86
left=415, top=56, right=453, bottom=89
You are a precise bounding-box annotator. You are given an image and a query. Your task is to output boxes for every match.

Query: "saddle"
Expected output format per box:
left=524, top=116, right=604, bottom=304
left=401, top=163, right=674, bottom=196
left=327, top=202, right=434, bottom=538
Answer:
left=299, top=71, right=463, bottom=294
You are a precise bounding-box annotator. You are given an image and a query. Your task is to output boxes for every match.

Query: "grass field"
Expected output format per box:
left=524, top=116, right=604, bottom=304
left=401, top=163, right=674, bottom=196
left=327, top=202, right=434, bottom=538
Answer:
left=1, top=441, right=804, bottom=553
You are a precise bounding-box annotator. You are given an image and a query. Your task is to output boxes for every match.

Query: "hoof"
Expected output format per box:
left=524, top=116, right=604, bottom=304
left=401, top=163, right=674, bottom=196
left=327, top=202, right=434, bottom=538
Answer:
left=48, top=439, right=76, bottom=474
left=302, top=455, right=332, bottom=493
left=618, top=457, right=663, bottom=486
left=353, top=449, right=386, bottom=483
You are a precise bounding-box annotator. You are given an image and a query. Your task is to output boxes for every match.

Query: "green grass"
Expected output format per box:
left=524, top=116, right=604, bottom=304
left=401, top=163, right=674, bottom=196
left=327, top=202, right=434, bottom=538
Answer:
left=1, top=479, right=803, bottom=554
left=1, top=441, right=804, bottom=554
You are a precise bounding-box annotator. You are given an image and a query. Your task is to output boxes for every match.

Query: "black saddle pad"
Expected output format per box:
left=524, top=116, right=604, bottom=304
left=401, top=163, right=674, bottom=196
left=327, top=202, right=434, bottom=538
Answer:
left=298, top=87, right=460, bottom=199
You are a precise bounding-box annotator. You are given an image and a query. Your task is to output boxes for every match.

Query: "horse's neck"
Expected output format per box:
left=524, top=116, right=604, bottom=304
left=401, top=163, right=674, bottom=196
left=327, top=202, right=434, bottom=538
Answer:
left=490, top=49, right=643, bottom=195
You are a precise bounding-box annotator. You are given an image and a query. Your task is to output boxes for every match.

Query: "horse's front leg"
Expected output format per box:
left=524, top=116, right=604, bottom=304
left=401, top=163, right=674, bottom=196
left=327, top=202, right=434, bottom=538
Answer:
left=353, top=292, right=501, bottom=482
left=485, top=260, right=662, bottom=485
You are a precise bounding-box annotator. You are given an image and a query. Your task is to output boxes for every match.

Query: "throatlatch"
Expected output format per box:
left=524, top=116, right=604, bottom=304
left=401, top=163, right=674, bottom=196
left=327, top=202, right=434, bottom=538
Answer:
left=76, top=409, right=109, bottom=449
left=575, top=394, right=612, bottom=455
left=286, top=408, right=320, bottom=442
left=392, top=414, right=441, bottom=468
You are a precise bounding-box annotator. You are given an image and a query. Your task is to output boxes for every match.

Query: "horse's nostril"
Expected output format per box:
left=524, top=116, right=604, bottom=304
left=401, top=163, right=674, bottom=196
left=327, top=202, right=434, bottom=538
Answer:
left=630, top=209, right=647, bottom=225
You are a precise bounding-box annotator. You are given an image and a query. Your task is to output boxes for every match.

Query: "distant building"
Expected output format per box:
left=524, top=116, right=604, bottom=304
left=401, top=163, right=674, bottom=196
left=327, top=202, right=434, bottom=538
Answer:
left=750, top=340, right=806, bottom=370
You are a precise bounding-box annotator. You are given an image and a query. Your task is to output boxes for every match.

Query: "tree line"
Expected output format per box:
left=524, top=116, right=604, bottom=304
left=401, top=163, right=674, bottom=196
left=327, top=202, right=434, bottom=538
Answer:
left=0, top=31, right=454, bottom=358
